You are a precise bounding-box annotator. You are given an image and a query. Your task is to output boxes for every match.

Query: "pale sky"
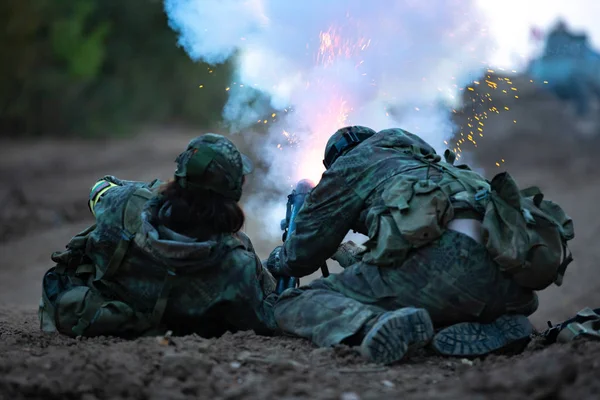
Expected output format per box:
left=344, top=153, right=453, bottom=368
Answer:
left=476, top=0, right=600, bottom=70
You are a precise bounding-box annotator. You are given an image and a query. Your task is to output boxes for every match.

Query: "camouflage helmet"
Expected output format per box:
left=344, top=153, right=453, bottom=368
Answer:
left=323, top=126, right=377, bottom=169
left=377, top=128, right=438, bottom=156
left=174, top=133, right=254, bottom=201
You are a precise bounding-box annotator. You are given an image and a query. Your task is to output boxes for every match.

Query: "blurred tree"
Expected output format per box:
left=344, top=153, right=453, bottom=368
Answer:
left=0, top=0, right=234, bottom=137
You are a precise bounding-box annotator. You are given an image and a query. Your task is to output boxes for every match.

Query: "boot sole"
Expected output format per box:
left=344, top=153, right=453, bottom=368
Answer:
left=360, top=307, right=434, bottom=365
left=432, top=314, right=534, bottom=357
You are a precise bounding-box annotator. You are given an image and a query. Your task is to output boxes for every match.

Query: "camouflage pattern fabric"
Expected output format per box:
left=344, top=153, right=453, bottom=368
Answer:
left=175, top=133, right=254, bottom=201
left=274, top=230, right=538, bottom=347
left=276, top=127, right=481, bottom=277
left=272, top=127, right=538, bottom=346
left=39, top=176, right=277, bottom=339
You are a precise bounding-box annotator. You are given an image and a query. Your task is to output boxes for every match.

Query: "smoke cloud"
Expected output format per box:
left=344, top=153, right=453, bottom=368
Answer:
left=164, top=0, right=499, bottom=243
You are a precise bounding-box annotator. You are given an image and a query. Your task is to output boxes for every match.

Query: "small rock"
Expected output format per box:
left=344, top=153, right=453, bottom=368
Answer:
left=157, top=330, right=173, bottom=346
left=341, top=392, right=360, bottom=400
left=443, top=361, right=455, bottom=370
left=381, top=380, right=395, bottom=388
left=230, top=361, right=241, bottom=369
left=460, top=358, right=474, bottom=366
left=310, top=347, right=332, bottom=357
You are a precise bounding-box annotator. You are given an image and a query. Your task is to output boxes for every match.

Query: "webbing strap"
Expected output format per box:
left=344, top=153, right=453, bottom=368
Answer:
left=97, top=230, right=134, bottom=280
left=72, top=299, right=101, bottom=337
left=75, top=264, right=95, bottom=276
left=41, top=270, right=58, bottom=325
left=554, top=243, right=573, bottom=286
left=150, top=270, right=177, bottom=327
left=441, top=181, right=467, bottom=198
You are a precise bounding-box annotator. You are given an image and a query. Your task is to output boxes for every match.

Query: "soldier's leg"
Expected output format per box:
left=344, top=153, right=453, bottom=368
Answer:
left=275, top=230, right=537, bottom=358
left=430, top=267, right=538, bottom=357
left=273, top=277, right=386, bottom=347
left=431, top=314, right=534, bottom=357
left=338, top=229, right=538, bottom=357
left=274, top=277, right=434, bottom=365
left=275, top=230, right=499, bottom=345
left=396, top=231, right=538, bottom=357
left=374, top=230, right=538, bottom=326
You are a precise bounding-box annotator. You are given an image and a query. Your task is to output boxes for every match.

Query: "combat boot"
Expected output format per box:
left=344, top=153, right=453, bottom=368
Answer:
left=360, top=307, right=434, bottom=365
left=432, top=314, right=534, bottom=357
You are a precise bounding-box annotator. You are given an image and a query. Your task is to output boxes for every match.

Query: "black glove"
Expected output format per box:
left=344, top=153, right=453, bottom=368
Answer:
left=266, top=246, right=286, bottom=278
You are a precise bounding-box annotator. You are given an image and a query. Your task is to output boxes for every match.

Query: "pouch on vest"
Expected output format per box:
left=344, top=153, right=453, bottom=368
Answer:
left=363, top=177, right=454, bottom=266
left=54, top=285, right=151, bottom=338
left=481, top=172, right=574, bottom=290
left=40, top=261, right=153, bottom=338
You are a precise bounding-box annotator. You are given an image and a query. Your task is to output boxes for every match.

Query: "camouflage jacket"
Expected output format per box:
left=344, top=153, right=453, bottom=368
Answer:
left=278, top=129, right=489, bottom=277
left=65, top=176, right=276, bottom=337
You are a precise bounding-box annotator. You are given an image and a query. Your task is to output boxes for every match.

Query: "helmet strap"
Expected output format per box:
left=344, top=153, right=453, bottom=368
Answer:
left=323, top=130, right=368, bottom=169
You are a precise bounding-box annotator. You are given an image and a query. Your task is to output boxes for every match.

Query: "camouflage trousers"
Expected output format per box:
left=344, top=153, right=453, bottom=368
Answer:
left=273, top=230, right=539, bottom=347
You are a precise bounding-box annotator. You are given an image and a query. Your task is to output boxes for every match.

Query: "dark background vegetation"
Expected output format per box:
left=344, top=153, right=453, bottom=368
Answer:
left=0, top=0, right=237, bottom=138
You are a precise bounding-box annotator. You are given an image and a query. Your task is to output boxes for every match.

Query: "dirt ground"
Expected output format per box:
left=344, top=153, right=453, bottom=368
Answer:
left=2, top=75, right=600, bottom=399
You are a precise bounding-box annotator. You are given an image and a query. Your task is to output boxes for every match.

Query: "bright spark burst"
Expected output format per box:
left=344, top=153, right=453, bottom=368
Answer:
left=316, top=26, right=371, bottom=67
left=196, top=27, right=534, bottom=173
left=454, top=70, right=544, bottom=166
left=271, top=25, right=369, bottom=183
left=209, top=27, right=554, bottom=175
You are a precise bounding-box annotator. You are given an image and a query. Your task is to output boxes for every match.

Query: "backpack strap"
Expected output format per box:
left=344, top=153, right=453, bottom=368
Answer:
left=149, top=269, right=177, bottom=327
left=554, top=243, right=574, bottom=286
left=98, top=230, right=136, bottom=280
left=95, top=187, right=154, bottom=281
left=147, top=235, right=245, bottom=328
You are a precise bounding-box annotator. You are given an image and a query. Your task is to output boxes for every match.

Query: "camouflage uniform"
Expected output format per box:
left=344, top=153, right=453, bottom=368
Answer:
left=39, top=134, right=278, bottom=338
left=270, top=128, right=539, bottom=348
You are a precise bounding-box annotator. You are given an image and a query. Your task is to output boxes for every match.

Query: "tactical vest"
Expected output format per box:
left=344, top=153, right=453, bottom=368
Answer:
left=365, top=147, right=574, bottom=291
left=42, top=177, right=246, bottom=337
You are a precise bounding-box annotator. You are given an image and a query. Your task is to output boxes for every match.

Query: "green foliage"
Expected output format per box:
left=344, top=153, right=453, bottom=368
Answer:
left=0, top=0, right=235, bottom=137
left=50, top=0, right=110, bottom=80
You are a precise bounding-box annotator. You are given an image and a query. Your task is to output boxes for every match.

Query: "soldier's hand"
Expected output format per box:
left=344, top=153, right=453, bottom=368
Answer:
left=266, top=246, right=286, bottom=277
left=331, top=241, right=366, bottom=268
